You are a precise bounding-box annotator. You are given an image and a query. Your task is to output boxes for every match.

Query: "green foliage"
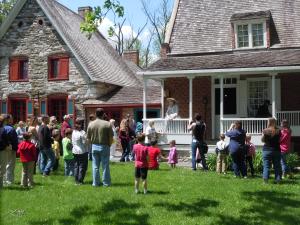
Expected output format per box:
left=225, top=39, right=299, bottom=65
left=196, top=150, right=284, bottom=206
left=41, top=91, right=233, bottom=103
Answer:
left=287, top=153, right=300, bottom=170
left=0, top=0, right=16, bottom=25
left=206, top=153, right=217, bottom=171
left=252, top=151, right=264, bottom=173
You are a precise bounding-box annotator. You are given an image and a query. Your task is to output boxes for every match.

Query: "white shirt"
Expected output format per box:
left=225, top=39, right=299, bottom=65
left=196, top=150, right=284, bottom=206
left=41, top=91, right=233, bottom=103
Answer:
left=145, top=126, right=157, bottom=144
left=216, top=140, right=228, bottom=151
left=72, top=130, right=88, bottom=154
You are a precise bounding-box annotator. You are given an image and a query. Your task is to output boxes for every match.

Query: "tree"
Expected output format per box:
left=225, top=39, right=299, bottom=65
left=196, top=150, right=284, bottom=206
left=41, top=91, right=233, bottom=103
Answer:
left=0, top=0, right=16, bottom=25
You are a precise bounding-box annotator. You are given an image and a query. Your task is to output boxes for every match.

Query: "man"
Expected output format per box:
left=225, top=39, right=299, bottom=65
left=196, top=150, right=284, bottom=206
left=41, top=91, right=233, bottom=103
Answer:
left=87, top=108, right=113, bottom=187
left=256, top=100, right=272, bottom=118
left=38, top=115, right=55, bottom=176
left=61, top=115, right=72, bottom=138
left=188, top=113, right=208, bottom=171
left=0, top=115, right=8, bottom=188
left=3, top=114, right=18, bottom=186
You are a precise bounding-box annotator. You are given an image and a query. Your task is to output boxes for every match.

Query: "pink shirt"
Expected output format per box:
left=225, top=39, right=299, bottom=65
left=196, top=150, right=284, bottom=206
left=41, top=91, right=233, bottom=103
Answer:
left=168, top=147, right=178, bottom=164
left=133, top=143, right=148, bottom=168
left=280, top=128, right=292, bottom=153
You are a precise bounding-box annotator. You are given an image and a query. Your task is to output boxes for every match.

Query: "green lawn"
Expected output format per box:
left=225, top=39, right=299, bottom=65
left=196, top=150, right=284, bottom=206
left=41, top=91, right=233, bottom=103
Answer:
left=1, top=161, right=300, bottom=225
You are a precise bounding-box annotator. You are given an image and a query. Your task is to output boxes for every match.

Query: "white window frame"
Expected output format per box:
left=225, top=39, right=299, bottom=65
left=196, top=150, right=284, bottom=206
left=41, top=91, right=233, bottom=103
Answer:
left=234, top=19, right=267, bottom=49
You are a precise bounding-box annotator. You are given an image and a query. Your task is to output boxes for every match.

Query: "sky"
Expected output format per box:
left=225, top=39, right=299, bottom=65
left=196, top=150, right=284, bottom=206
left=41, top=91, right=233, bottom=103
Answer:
left=58, top=0, right=174, bottom=45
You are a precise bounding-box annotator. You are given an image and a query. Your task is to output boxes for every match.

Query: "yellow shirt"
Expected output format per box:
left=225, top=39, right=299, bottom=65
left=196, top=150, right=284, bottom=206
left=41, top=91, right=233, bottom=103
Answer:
left=52, top=140, right=60, bottom=159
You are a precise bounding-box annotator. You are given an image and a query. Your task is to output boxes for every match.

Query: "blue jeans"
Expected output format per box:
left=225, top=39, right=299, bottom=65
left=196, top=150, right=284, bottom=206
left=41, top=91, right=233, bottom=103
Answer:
left=263, top=150, right=281, bottom=181
left=64, top=159, right=74, bottom=176
left=92, top=144, right=111, bottom=186
left=230, top=150, right=246, bottom=177
left=191, top=139, right=207, bottom=170
left=39, top=147, right=55, bottom=175
left=120, top=141, right=130, bottom=162
left=281, top=152, right=289, bottom=174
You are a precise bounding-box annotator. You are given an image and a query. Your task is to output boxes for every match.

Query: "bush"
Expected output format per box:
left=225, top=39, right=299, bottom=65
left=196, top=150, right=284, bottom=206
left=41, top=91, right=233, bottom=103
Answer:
left=206, top=153, right=217, bottom=171
left=287, top=153, right=300, bottom=171
left=252, top=151, right=263, bottom=173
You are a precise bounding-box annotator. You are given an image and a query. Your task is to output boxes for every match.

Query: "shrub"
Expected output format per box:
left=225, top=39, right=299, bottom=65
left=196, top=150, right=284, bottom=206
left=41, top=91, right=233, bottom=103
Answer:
left=206, top=153, right=217, bottom=171
left=252, top=151, right=263, bottom=173
left=286, top=153, right=300, bottom=171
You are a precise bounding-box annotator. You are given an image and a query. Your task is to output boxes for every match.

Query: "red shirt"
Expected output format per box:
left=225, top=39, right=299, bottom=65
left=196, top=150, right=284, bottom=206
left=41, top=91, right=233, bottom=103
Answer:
left=148, top=146, right=161, bottom=169
left=133, top=143, right=148, bottom=168
left=17, top=141, right=37, bottom=163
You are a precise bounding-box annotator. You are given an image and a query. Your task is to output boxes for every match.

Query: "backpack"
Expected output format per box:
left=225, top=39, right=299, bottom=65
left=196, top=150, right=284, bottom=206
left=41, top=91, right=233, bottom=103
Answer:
left=0, top=127, right=8, bottom=151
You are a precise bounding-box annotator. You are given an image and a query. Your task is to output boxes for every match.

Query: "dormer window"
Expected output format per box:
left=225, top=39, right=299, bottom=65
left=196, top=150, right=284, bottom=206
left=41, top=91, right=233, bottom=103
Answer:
left=231, top=11, right=271, bottom=49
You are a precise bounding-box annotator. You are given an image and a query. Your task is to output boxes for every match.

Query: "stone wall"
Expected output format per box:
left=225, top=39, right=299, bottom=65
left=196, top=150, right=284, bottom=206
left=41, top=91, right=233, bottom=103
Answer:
left=0, top=0, right=114, bottom=118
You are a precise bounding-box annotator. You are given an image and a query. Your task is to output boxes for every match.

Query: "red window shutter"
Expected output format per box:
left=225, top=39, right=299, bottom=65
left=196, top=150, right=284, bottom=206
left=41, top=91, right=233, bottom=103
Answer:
left=48, top=58, right=53, bottom=79
left=9, top=60, right=19, bottom=80
left=59, top=58, right=69, bottom=79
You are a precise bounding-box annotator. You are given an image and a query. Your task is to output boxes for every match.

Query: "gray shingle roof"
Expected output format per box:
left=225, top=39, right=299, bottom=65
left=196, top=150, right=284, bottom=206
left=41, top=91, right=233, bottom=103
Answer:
left=148, top=49, right=300, bottom=71
left=230, top=10, right=271, bottom=21
left=37, top=0, right=140, bottom=87
left=169, top=0, right=300, bottom=54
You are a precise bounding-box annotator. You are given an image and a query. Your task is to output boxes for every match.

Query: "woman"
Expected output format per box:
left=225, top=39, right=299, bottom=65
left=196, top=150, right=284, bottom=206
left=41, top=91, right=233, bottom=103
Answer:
left=109, top=119, right=119, bottom=160
left=27, top=117, right=39, bottom=174
left=225, top=120, right=247, bottom=178
left=119, top=119, right=134, bottom=162
left=165, top=98, right=179, bottom=120
left=72, top=119, right=88, bottom=185
left=262, top=118, right=281, bottom=183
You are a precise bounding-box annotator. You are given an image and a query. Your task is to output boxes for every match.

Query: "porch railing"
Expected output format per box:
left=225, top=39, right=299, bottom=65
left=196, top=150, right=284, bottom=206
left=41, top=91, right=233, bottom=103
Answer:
left=276, top=111, right=300, bottom=126
left=221, top=118, right=269, bottom=134
left=143, top=118, right=190, bottom=134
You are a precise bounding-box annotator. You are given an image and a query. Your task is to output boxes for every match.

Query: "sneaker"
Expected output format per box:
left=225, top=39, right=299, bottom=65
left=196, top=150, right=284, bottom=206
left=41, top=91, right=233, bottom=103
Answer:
left=243, top=176, right=248, bottom=179
left=135, top=189, right=139, bottom=194
left=143, top=189, right=147, bottom=194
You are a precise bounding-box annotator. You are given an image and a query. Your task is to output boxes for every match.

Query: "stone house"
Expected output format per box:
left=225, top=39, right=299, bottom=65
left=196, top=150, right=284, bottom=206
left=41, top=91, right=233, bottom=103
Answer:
left=140, top=0, right=300, bottom=150
left=0, top=0, right=161, bottom=125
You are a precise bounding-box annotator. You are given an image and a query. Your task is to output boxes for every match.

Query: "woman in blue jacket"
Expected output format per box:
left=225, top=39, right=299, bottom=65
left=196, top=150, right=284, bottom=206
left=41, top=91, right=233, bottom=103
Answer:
left=226, top=121, right=247, bottom=178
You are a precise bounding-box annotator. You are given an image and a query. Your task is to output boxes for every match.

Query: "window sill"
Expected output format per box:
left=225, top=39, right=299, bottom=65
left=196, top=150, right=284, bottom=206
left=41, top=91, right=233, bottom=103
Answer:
left=9, top=79, right=29, bottom=82
left=233, top=46, right=268, bottom=51
left=48, top=78, right=69, bottom=81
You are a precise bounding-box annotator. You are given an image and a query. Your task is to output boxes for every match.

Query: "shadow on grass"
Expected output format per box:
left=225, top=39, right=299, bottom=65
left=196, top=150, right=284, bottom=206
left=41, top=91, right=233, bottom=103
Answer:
left=112, top=182, right=133, bottom=187
left=153, top=198, right=219, bottom=217
left=147, top=190, right=169, bottom=195
left=30, top=199, right=150, bottom=225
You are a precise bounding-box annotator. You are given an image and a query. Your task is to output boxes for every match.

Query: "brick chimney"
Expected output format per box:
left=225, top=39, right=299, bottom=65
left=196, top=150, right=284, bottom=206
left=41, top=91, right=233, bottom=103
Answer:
left=123, top=50, right=139, bottom=66
left=78, top=6, right=93, bottom=18
left=160, top=43, right=170, bottom=59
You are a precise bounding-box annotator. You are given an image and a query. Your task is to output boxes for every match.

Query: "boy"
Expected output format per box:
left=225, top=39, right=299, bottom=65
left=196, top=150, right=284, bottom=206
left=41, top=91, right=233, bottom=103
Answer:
left=132, top=134, right=148, bottom=194
left=215, top=133, right=228, bottom=174
left=62, top=128, right=74, bottom=176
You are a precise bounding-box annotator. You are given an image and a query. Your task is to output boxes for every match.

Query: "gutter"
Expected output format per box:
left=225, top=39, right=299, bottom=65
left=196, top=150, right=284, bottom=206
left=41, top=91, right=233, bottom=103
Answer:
left=137, top=65, right=300, bottom=79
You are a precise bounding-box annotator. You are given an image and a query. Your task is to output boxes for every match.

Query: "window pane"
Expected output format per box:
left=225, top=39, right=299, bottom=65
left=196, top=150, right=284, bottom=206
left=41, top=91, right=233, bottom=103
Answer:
left=252, top=23, right=264, bottom=47
left=51, top=59, right=59, bottom=78
left=237, top=25, right=249, bottom=48
left=247, top=80, right=269, bottom=117
left=19, top=60, right=28, bottom=80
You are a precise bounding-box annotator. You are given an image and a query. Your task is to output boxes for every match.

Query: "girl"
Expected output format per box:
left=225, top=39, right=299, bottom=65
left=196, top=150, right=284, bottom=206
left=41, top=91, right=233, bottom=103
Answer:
left=168, top=140, right=178, bottom=168
left=52, top=129, right=61, bottom=171
left=280, top=119, right=292, bottom=178
left=62, top=128, right=74, bottom=176
left=245, top=134, right=256, bottom=177
left=119, top=119, right=134, bottom=162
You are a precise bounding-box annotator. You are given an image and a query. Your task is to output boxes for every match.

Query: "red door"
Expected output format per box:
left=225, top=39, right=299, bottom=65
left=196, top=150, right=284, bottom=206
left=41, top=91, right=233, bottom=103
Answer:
left=48, top=98, right=67, bottom=123
left=9, top=99, right=27, bottom=124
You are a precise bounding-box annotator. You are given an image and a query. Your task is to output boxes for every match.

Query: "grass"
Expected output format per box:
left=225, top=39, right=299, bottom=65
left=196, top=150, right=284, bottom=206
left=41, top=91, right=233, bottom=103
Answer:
left=1, top=160, right=300, bottom=225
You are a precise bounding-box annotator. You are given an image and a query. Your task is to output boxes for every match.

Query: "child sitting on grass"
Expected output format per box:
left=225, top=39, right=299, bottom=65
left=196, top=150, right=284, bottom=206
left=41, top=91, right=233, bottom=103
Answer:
left=62, top=128, right=74, bottom=176
left=215, top=133, right=229, bottom=174
left=148, top=140, right=163, bottom=170
left=132, top=134, right=148, bottom=194
left=17, top=132, right=37, bottom=188
left=51, top=129, right=60, bottom=171
left=168, top=140, right=178, bottom=168
left=245, top=134, right=256, bottom=177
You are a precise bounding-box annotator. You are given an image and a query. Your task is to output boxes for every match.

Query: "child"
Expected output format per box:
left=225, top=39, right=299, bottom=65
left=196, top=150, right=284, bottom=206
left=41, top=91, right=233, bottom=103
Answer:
left=280, top=119, right=292, bottom=178
left=215, top=134, right=229, bottom=174
left=168, top=140, right=178, bottom=168
left=132, top=134, right=148, bottom=194
left=245, top=134, right=256, bottom=177
left=148, top=140, right=163, bottom=170
left=17, top=132, right=37, bottom=188
left=62, top=128, right=74, bottom=176
left=16, top=121, right=26, bottom=143
left=52, top=129, right=60, bottom=171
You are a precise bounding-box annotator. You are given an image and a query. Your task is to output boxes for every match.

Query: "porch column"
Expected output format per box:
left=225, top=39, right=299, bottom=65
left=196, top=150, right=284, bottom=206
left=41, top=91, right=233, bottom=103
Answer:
left=220, top=76, right=224, bottom=134
left=271, top=73, right=277, bottom=118
left=161, top=79, right=165, bottom=118
left=188, top=76, right=194, bottom=120
left=143, top=79, right=148, bottom=120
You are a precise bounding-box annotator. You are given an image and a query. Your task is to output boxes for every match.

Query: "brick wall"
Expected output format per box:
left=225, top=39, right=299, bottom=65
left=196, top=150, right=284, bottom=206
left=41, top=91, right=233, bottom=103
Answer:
left=165, top=77, right=212, bottom=139
left=280, top=74, right=300, bottom=111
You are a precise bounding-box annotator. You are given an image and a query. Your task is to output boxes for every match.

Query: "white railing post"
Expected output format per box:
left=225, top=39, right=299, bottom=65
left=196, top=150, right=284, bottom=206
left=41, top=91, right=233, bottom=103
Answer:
left=271, top=73, right=277, bottom=118
left=143, top=79, right=147, bottom=120
left=188, top=76, right=194, bottom=120
left=220, top=76, right=224, bottom=134
left=161, top=79, right=164, bottom=118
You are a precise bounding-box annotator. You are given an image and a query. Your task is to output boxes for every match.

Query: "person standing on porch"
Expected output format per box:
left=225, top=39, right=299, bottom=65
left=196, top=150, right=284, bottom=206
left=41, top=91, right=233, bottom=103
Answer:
left=256, top=100, right=272, bottom=118
left=188, top=113, right=208, bottom=171
left=87, top=108, right=113, bottom=187
left=225, top=121, right=247, bottom=178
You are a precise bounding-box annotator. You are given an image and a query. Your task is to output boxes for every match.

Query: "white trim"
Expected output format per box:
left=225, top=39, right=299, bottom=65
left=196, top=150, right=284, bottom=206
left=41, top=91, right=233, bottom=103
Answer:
left=137, top=66, right=300, bottom=78
left=220, top=76, right=224, bottom=134
left=161, top=80, right=165, bottom=118
left=143, top=79, right=147, bottom=120
left=164, top=0, right=180, bottom=43
left=271, top=74, right=276, bottom=118
left=211, top=76, right=215, bottom=139
left=188, top=77, right=193, bottom=120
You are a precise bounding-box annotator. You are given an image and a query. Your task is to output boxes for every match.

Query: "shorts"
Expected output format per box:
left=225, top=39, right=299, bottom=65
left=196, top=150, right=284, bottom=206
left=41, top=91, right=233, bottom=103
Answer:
left=135, top=167, right=148, bottom=180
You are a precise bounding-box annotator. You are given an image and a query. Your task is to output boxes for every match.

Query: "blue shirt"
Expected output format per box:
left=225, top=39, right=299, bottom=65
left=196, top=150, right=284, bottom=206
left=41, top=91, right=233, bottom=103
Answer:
left=226, top=128, right=246, bottom=153
left=4, top=125, right=18, bottom=151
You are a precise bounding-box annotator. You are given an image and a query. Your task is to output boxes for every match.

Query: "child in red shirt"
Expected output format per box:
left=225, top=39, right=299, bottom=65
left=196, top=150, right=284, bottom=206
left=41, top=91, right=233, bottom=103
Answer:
left=17, top=132, right=37, bottom=188
left=132, top=134, right=148, bottom=194
left=148, top=140, right=162, bottom=170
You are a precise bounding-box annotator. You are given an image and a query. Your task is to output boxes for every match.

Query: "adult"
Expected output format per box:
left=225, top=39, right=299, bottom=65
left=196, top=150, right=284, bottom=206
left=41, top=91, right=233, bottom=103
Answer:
left=188, top=113, right=208, bottom=171
left=0, top=115, right=8, bottom=188
left=28, top=117, right=39, bottom=174
left=127, top=114, right=136, bottom=161
left=145, top=120, right=158, bottom=146
left=3, top=114, right=18, bottom=185
left=72, top=119, right=88, bottom=185
left=165, top=98, right=179, bottom=120
left=119, top=119, right=135, bottom=162
left=61, top=115, right=72, bottom=138
left=87, top=108, right=113, bottom=187
left=256, top=100, right=272, bottom=118
left=88, top=114, right=96, bottom=161
left=38, top=115, right=55, bottom=176
left=49, top=116, right=59, bottom=135
left=109, top=119, right=118, bottom=159
left=225, top=120, right=247, bottom=178
left=262, top=118, right=282, bottom=183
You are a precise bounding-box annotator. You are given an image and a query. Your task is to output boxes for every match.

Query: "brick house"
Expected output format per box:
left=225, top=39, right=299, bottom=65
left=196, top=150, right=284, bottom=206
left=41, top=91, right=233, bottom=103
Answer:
left=140, top=0, right=300, bottom=150
left=0, top=0, right=161, bottom=125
